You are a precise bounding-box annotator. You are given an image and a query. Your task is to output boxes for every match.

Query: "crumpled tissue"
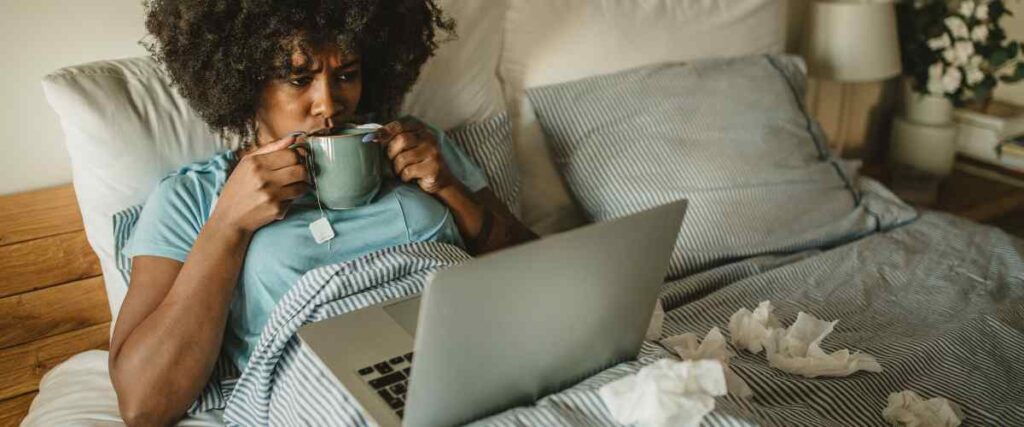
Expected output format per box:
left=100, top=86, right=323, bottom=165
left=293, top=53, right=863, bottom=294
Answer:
left=763, top=311, right=883, bottom=378
left=646, top=299, right=665, bottom=341
left=598, top=359, right=727, bottom=427
left=727, top=300, right=782, bottom=353
left=660, top=327, right=752, bottom=397
left=882, top=390, right=963, bottom=427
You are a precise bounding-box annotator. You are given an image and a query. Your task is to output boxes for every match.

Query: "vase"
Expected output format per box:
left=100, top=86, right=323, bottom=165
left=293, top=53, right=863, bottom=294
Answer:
left=888, top=115, right=957, bottom=206
left=903, top=90, right=954, bottom=126
left=889, top=116, right=957, bottom=176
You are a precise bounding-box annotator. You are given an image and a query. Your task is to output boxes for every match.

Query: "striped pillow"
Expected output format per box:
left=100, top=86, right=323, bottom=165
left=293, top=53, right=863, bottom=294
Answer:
left=446, top=112, right=521, bottom=219
left=113, top=205, right=142, bottom=285
left=527, top=54, right=915, bottom=279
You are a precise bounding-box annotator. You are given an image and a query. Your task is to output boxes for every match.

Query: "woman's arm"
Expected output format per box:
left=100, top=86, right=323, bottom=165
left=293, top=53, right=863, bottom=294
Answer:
left=109, top=136, right=309, bottom=426
left=109, top=222, right=250, bottom=426
left=435, top=185, right=538, bottom=254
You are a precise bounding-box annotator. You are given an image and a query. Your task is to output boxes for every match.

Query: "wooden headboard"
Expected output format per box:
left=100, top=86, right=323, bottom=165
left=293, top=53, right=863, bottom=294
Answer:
left=0, top=184, right=110, bottom=427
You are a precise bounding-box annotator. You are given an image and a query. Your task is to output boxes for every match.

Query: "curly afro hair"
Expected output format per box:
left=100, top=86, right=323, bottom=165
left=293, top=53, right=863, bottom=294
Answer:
left=144, top=0, right=454, bottom=141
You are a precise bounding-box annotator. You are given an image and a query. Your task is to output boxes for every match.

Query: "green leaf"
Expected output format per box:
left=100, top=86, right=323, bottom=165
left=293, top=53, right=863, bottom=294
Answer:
left=992, top=49, right=1011, bottom=68
left=1000, top=62, right=1024, bottom=83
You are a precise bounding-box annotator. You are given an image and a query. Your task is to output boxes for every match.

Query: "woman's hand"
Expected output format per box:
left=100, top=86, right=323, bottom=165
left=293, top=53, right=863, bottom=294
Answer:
left=375, top=118, right=457, bottom=194
left=213, top=135, right=310, bottom=234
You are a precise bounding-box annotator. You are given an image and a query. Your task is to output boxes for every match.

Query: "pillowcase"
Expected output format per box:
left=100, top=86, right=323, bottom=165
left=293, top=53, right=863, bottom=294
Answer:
left=446, top=112, right=520, bottom=219
left=526, top=54, right=917, bottom=278
left=42, top=57, right=235, bottom=319
left=400, top=0, right=508, bottom=130
left=500, top=0, right=787, bottom=235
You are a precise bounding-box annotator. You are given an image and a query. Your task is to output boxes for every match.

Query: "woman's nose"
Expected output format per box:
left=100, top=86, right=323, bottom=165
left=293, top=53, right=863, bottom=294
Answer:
left=311, top=80, right=343, bottom=122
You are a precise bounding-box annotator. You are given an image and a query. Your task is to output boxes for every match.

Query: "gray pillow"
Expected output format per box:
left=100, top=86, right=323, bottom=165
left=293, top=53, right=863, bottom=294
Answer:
left=527, top=54, right=916, bottom=279
left=447, top=112, right=521, bottom=219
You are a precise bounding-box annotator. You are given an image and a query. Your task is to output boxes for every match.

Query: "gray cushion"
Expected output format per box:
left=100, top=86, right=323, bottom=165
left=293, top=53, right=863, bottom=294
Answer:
left=527, top=54, right=916, bottom=278
left=447, top=112, right=521, bottom=219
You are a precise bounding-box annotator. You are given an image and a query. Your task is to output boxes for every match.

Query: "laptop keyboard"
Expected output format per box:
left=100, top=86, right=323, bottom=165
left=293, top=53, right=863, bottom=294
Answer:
left=358, top=352, right=413, bottom=419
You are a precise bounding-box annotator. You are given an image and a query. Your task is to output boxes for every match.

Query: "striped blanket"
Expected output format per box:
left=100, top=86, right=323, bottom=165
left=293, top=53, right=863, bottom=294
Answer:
left=196, top=212, right=1024, bottom=426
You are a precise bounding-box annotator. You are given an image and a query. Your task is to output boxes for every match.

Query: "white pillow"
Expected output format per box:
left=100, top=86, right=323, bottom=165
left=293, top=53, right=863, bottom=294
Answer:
left=42, top=58, right=235, bottom=320
left=21, top=350, right=224, bottom=426
left=402, top=0, right=508, bottom=130
left=500, top=0, right=787, bottom=234
left=41, top=0, right=508, bottom=323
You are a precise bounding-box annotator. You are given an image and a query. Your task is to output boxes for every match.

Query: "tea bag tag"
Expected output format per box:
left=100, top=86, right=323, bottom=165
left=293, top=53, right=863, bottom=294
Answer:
left=309, top=217, right=335, bottom=244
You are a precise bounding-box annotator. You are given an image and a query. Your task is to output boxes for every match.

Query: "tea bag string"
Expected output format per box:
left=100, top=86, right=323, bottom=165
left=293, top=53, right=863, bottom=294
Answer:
left=307, top=147, right=333, bottom=250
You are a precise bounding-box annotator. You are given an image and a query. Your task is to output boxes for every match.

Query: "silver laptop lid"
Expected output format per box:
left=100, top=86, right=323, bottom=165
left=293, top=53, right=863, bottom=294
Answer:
left=403, top=200, right=687, bottom=427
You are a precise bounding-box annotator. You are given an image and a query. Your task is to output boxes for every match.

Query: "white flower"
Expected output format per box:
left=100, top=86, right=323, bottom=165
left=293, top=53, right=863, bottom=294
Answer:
left=965, top=55, right=985, bottom=85
left=927, top=62, right=947, bottom=94
left=954, top=40, right=975, bottom=65
left=943, top=47, right=958, bottom=64
left=943, top=67, right=963, bottom=93
left=971, top=24, right=989, bottom=42
left=928, top=33, right=952, bottom=50
left=977, top=3, right=989, bottom=20
left=960, top=0, right=976, bottom=18
left=945, top=16, right=970, bottom=39
left=966, top=66, right=985, bottom=85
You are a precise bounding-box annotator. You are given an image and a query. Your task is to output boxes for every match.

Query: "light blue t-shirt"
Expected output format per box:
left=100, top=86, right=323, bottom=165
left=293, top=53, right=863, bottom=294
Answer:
left=124, top=126, right=488, bottom=370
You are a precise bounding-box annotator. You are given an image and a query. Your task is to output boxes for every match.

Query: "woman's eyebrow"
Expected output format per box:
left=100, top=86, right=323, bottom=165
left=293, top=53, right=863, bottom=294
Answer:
left=281, top=57, right=359, bottom=76
left=339, top=58, right=361, bottom=69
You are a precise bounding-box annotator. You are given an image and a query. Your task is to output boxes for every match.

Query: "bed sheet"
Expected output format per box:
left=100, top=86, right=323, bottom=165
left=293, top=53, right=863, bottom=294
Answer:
left=689, top=210, right=1024, bottom=425
left=24, top=212, right=1024, bottom=426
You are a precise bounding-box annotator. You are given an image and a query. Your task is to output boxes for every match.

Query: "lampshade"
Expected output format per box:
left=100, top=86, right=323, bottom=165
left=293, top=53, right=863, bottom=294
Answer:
left=805, top=0, right=902, bottom=82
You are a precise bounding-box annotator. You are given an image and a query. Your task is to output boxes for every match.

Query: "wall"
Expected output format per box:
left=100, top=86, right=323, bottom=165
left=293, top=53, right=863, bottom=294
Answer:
left=0, top=0, right=147, bottom=196
left=4, top=0, right=1023, bottom=196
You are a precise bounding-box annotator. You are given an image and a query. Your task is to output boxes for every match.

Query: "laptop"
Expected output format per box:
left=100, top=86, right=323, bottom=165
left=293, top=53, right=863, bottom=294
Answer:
left=297, top=200, right=687, bottom=427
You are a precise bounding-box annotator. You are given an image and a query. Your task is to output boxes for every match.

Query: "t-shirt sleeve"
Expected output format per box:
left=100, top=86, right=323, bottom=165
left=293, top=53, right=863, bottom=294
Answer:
left=123, top=175, right=207, bottom=263
left=432, top=127, right=489, bottom=193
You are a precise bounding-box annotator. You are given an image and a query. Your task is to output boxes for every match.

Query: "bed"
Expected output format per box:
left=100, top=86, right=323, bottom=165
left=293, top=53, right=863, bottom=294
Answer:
left=9, top=0, right=1024, bottom=425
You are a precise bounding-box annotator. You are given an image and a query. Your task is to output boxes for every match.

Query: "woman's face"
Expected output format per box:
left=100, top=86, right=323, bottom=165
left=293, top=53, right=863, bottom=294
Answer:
left=255, top=43, right=362, bottom=143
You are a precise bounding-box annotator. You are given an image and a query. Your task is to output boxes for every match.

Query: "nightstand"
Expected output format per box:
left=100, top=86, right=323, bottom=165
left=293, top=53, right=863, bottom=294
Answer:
left=862, top=156, right=1024, bottom=238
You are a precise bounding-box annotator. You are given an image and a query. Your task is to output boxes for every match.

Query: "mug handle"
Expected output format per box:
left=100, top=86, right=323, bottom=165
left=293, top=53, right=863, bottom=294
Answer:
left=289, top=141, right=316, bottom=188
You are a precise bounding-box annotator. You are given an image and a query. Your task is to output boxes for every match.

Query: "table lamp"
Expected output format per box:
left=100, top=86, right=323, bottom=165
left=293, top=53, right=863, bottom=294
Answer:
left=803, top=0, right=902, bottom=158
left=804, top=0, right=902, bottom=82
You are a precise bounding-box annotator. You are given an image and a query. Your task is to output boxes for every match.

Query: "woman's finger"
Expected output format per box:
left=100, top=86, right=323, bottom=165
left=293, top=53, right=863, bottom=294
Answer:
left=276, top=181, right=310, bottom=201
left=271, top=164, right=309, bottom=185
left=393, top=144, right=433, bottom=176
left=398, top=159, right=436, bottom=183
left=251, top=133, right=299, bottom=155
left=384, top=131, right=424, bottom=159
left=257, top=147, right=306, bottom=171
left=377, top=118, right=426, bottom=144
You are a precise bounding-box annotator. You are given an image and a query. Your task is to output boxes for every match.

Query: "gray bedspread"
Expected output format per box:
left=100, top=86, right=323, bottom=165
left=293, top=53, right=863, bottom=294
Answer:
left=655, top=211, right=1024, bottom=426
left=478, top=211, right=1024, bottom=426
left=197, top=210, right=1023, bottom=426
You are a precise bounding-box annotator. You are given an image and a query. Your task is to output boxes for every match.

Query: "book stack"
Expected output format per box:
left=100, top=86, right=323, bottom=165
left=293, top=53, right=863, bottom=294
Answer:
left=997, top=137, right=1024, bottom=171
left=953, top=100, right=1024, bottom=172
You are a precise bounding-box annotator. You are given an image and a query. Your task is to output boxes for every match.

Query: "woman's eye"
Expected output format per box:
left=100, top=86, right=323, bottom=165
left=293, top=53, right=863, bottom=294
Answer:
left=288, top=77, right=312, bottom=87
left=337, top=71, right=359, bottom=82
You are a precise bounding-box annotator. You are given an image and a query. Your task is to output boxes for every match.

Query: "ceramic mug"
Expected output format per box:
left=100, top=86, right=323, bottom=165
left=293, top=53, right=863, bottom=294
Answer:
left=293, top=128, right=384, bottom=209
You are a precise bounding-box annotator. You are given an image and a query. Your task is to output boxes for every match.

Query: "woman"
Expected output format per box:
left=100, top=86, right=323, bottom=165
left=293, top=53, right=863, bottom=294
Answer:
left=108, top=1, right=537, bottom=424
